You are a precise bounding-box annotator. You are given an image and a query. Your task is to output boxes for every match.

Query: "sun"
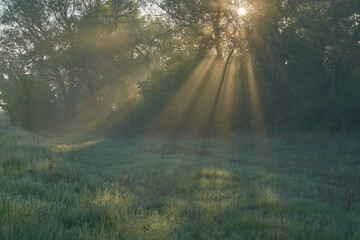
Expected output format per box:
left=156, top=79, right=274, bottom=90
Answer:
left=238, top=7, right=247, bottom=16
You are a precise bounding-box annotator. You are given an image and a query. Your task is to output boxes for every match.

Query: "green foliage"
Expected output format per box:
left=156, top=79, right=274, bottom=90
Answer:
left=0, top=0, right=360, bottom=133
left=139, top=61, right=195, bottom=107
left=0, top=74, right=56, bottom=130
left=275, top=69, right=360, bottom=132
left=0, top=0, right=144, bottom=121
left=108, top=55, right=201, bottom=135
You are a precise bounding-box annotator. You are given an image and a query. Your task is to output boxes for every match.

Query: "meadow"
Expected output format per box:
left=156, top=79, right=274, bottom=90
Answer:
left=0, top=111, right=360, bottom=239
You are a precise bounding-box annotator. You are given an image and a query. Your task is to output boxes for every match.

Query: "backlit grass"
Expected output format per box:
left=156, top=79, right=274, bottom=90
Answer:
left=0, top=122, right=359, bottom=239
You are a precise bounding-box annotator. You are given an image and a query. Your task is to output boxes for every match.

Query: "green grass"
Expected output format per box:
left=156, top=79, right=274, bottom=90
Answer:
left=0, top=120, right=360, bottom=239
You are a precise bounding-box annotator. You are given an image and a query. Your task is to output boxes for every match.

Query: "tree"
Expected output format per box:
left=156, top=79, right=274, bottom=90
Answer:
left=0, top=74, right=56, bottom=130
left=278, top=0, right=360, bottom=95
left=149, top=0, right=250, bottom=59
left=0, top=0, right=141, bottom=120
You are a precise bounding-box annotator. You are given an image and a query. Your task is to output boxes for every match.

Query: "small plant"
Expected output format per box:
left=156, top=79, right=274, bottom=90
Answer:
left=48, top=157, right=58, bottom=183
left=212, top=159, right=221, bottom=182
left=121, top=174, right=130, bottom=191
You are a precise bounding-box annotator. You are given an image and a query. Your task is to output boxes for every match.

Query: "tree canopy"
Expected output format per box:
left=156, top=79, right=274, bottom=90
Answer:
left=0, top=0, right=359, bottom=134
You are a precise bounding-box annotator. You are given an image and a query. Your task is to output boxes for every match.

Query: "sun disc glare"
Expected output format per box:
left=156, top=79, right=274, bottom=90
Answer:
left=238, top=7, right=247, bottom=16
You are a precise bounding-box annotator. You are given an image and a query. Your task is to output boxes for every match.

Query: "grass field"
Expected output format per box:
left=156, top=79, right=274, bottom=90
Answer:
left=1, top=113, right=360, bottom=239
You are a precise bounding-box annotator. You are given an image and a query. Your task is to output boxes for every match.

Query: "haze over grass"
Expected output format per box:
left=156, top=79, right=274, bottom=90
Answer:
left=0, top=121, right=360, bottom=239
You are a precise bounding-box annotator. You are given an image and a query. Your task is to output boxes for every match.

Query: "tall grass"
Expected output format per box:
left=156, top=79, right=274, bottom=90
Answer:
left=0, top=124, right=359, bottom=239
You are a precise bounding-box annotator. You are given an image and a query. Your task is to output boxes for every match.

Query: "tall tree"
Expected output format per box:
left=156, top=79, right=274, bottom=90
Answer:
left=149, top=0, right=249, bottom=59
left=0, top=0, right=141, bottom=120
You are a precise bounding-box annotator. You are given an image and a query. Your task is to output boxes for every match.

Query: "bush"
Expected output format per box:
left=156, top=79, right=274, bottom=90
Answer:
left=0, top=74, right=57, bottom=130
left=108, top=55, right=201, bottom=135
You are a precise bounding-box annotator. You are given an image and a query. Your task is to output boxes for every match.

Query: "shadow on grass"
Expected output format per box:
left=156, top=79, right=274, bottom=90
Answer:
left=1, top=130, right=359, bottom=239
left=61, top=135, right=360, bottom=239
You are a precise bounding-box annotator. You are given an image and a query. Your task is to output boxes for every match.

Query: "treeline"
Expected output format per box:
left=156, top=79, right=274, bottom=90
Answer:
left=0, top=0, right=359, bottom=134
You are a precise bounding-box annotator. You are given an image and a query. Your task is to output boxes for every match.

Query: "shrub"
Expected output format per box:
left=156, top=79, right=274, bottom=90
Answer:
left=0, top=74, right=57, bottom=130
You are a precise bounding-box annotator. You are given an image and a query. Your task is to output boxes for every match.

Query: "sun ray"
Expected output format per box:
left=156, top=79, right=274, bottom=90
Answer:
left=204, top=58, right=238, bottom=136
left=217, top=61, right=237, bottom=135
left=181, top=59, right=227, bottom=137
left=246, top=57, right=266, bottom=138
left=148, top=58, right=216, bottom=135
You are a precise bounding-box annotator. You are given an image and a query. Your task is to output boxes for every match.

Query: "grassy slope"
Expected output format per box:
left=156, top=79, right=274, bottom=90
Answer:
left=0, top=118, right=359, bottom=239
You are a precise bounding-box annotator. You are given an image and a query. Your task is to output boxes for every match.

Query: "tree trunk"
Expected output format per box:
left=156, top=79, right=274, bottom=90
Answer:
left=64, top=69, right=76, bottom=121
left=220, top=48, right=235, bottom=84
left=87, top=80, right=98, bottom=114
left=214, top=11, right=223, bottom=59
left=64, top=92, right=77, bottom=121
left=330, top=0, right=339, bottom=96
left=87, top=81, right=97, bottom=105
left=331, top=67, right=338, bottom=96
